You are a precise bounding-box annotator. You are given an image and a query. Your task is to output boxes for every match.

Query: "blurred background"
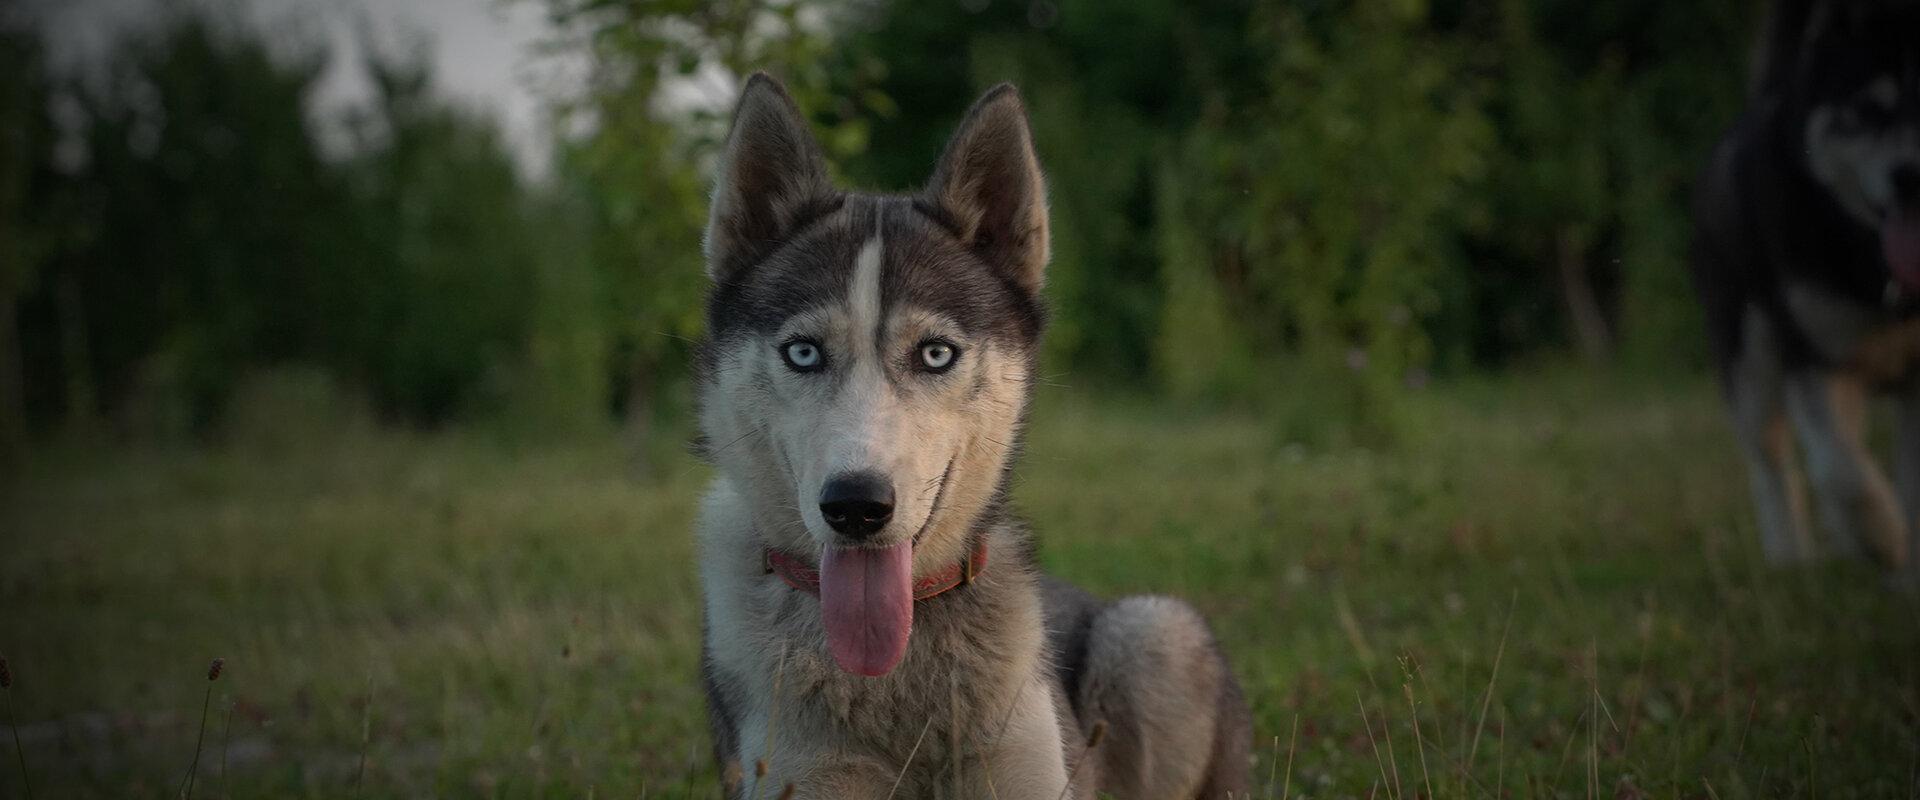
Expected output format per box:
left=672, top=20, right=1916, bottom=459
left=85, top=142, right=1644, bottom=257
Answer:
left=4, top=0, right=1915, bottom=797
left=0, top=0, right=1750, bottom=448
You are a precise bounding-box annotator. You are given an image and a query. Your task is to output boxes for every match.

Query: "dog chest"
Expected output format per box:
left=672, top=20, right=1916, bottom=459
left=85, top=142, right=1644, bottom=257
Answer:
left=1785, top=283, right=1920, bottom=385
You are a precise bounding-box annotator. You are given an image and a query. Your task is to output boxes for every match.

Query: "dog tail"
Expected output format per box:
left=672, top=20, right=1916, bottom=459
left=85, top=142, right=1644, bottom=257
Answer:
left=1077, top=596, right=1251, bottom=798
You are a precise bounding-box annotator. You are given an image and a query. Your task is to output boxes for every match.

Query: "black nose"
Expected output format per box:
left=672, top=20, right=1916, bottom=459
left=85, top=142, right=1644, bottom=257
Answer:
left=1895, top=164, right=1920, bottom=207
left=819, top=472, right=895, bottom=539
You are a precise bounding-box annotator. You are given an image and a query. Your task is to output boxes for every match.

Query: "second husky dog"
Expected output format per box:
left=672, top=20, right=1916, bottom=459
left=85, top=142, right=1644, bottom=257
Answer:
left=694, top=74, right=1252, bottom=798
left=1692, top=0, right=1920, bottom=571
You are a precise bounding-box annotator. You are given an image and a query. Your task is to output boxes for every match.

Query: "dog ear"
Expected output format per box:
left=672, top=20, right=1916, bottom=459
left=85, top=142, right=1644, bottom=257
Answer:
left=705, top=72, right=835, bottom=283
left=925, top=84, right=1050, bottom=294
left=1750, top=0, right=1815, bottom=95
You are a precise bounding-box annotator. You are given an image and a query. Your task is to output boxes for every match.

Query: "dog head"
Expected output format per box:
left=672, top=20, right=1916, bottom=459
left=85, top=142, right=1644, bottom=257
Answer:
left=1790, top=0, right=1920, bottom=286
left=694, top=74, right=1047, bottom=663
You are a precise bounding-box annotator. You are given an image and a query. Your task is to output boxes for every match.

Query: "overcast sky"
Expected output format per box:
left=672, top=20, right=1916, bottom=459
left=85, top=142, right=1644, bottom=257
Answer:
left=23, top=0, right=568, bottom=177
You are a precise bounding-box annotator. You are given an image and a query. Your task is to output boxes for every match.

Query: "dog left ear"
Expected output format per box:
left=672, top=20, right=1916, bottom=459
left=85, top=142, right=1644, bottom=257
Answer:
left=925, top=84, right=1050, bottom=294
left=705, top=73, right=836, bottom=284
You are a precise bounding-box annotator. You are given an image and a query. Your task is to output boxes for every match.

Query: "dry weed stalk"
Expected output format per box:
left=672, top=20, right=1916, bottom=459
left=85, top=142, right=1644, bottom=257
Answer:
left=2, top=654, right=33, bottom=800
left=1053, top=720, right=1107, bottom=800
left=177, top=658, right=225, bottom=800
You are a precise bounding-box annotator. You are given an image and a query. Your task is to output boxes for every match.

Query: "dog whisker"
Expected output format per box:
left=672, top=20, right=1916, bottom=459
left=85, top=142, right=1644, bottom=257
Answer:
left=706, top=429, right=760, bottom=459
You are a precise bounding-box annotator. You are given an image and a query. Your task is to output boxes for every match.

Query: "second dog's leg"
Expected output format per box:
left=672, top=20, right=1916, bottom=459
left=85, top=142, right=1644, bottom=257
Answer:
left=1786, top=373, right=1908, bottom=566
left=1891, top=382, right=1920, bottom=573
left=1729, top=321, right=1814, bottom=563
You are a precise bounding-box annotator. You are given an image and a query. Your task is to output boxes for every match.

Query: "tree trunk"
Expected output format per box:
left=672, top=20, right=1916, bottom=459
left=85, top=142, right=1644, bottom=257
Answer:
left=0, top=285, right=23, bottom=461
left=57, top=270, right=96, bottom=434
left=1557, top=226, right=1612, bottom=362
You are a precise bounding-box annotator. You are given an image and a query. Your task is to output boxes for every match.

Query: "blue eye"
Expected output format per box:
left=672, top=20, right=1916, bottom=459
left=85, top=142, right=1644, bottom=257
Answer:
left=782, top=340, right=824, bottom=372
left=918, top=341, right=958, bottom=371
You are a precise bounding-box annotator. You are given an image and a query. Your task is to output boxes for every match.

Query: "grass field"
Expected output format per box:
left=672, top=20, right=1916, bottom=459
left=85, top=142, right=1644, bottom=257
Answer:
left=3, top=368, right=1918, bottom=798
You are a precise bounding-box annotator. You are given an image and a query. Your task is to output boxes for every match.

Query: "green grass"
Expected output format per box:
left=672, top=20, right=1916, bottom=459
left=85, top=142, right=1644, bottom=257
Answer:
left=3, top=368, right=1917, bottom=797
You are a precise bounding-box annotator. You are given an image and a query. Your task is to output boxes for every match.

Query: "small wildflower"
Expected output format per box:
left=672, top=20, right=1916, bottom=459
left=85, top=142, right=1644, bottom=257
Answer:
left=207, top=658, right=224, bottom=682
left=0, top=654, right=11, bottom=689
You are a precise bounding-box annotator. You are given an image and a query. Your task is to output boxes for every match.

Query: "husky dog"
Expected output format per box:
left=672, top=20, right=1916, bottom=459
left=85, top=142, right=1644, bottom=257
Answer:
left=1693, top=0, right=1920, bottom=570
left=692, top=74, right=1252, bottom=798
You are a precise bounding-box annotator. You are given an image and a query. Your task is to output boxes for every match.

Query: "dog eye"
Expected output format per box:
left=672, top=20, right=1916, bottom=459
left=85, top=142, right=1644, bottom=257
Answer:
left=917, top=341, right=958, bottom=372
left=782, top=340, right=824, bottom=372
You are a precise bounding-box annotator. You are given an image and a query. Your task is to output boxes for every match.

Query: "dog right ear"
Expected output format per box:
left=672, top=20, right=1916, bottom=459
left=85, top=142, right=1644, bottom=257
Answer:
left=924, top=83, right=1050, bottom=295
left=704, top=73, right=835, bottom=283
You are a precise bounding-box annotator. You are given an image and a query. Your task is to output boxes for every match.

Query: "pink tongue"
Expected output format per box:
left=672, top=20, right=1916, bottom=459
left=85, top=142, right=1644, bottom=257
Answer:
left=1886, top=213, right=1920, bottom=290
left=819, top=542, right=914, bottom=677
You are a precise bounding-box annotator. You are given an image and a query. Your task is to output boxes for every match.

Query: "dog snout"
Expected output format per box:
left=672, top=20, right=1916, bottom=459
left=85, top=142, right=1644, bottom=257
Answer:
left=819, top=471, right=895, bottom=539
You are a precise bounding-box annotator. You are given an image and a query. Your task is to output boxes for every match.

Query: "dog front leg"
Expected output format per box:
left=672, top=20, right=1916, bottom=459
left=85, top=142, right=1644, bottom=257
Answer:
left=957, top=682, right=1080, bottom=800
left=733, top=713, right=891, bottom=800
left=738, top=746, right=893, bottom=800
left=1893, top=380, right=1920, bottom=575
left=1786, top=372, right=1909, bottom=567
left=782, top=763, right=893, bottom=800
left=1729, top=349, right=1815, bottom=564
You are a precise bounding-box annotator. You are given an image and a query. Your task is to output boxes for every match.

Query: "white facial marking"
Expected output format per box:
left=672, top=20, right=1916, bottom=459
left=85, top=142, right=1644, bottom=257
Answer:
left=849, top=233, right=884, bottom=351
left=1807, top=107, right=1920, bottom=226
left=796, top=229, right=916, bottom=549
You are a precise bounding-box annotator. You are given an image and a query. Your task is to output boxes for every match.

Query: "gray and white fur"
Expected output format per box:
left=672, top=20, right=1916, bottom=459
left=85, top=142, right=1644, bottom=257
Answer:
left=693, top=74, right=1252, bottom=798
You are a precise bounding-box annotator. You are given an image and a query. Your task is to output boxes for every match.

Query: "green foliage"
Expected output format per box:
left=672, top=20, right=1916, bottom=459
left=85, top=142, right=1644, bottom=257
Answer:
left=836, top=0, right=1259, bottom=379
left=1161, top=0, right=1493, bottom=441
left=1457, top=0, right=1754, bottom=370
left=0, top=25, right=56, bottom=449
left=1, top=0, right=1761, bottom=442
left=832, top=0, right=1754, bottom=440
left=538, top=0, right=890, bottom=427
left=341, top=56, right=539, bottom=422
left=9, top=14, right=553, bottom=433
left=48, top=15, right=345, bottom=433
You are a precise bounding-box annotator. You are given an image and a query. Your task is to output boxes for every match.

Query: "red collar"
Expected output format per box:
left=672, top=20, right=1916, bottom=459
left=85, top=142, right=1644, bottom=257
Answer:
left=764, top=541, right=989, bottom=602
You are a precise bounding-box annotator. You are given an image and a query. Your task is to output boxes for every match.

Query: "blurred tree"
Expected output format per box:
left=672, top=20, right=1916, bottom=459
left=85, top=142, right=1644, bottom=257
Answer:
left=0, top=0, right=1763, bottom=446
left=1161, top=0, right=1492, bottom=441
left=10, top=13, right=560, bottom=436
left=835, top=0, right=1261, bottom=379
left=1454, top=0, right=1624, bottom=365
left=834, top=0, right=1752, bottom=438
left=34, top=14, right=345, bottom=435
left=1447, top=0, right=1752, bottom=369
left=340, top=51, right=539, bottom=423
left=534, top=0, right=888, bottom=458
left=0, top=24, right=53, bottom=454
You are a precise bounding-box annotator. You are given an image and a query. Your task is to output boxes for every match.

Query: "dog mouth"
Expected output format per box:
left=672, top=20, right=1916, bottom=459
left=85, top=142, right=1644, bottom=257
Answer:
left=815, top=453, right=955, bottom=678
left=819, top=541, right=915, bottom=677
left=909, top=455, right=957, bottom=547
left=1885, top=207, right=1920, bottom=290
